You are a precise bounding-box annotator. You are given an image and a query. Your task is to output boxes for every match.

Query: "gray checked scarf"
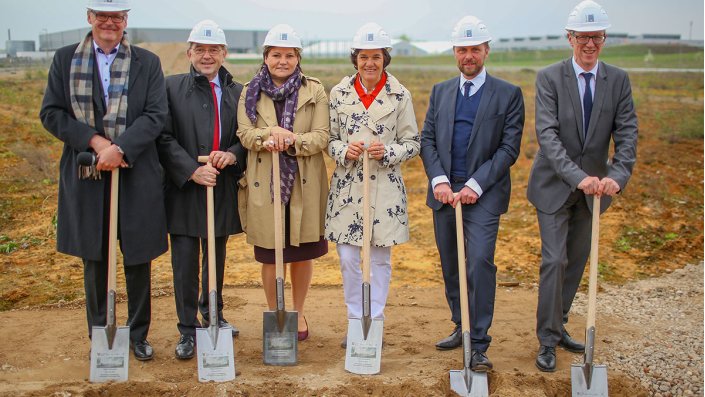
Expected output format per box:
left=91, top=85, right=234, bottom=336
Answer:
left=245, top=64, right=302, bottom=204
left=70, top=32, right=131, bottom=179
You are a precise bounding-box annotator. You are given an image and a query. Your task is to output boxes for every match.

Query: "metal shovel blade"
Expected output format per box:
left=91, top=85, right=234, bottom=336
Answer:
left=263, top=309, right=298, bottom=365
left=196, top=325, right=236, bottom=382
left=89, top=325, right=130, bottom=383
left=450, top=368, right=489, bottom=397
left=571, top=364, right=608, bottom=396
left=345, top=318, right=383, bottom=374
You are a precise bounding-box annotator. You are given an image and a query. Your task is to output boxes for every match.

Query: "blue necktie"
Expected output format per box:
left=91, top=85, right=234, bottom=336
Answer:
left=581, top=72, right=593, bottom=137
left=464, top=81, right=473, bottom=99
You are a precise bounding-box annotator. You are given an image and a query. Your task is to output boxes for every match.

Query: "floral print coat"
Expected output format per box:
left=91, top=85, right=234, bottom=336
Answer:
left=325, top=72, right=420, bottom=247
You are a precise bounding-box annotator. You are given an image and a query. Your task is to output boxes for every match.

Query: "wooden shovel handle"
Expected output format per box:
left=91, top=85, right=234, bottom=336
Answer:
left=272, top=152, right=284, bottom=279
left=586, top=195, right=601, bottom=329
left=454, top=196, right=470, bottom=334
left=107, top=168, right=119, bottom=294
left=362, top=149, right=371, bottom=284
left=197, top=156, right=217, bottom=293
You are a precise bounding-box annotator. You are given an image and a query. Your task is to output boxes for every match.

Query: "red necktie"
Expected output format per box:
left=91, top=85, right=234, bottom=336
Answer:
left=210, top=82, right=220, bottom=152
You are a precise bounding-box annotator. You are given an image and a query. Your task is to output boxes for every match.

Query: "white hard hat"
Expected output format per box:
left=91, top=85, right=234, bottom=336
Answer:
left=351, top=22, right=392, bottom=50
left=188, top=19, right=227, bottom=46
left=263, top=24, right=302, bottom=49
left=565, top=0, right=611, bottom=32
left=451, top=15, right=492, bottom=46
left=86, top=0, right=130, bottom=12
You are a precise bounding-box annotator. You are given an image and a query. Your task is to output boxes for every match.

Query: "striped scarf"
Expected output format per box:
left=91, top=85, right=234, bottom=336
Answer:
left=70, top=32, right=131, bottom=179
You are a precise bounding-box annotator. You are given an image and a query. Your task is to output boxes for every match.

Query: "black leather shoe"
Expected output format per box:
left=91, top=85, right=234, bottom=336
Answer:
left=175, top=335, right=195, bottom=360
left=558, top=328, right=585, bottom=353
left=202, top=317, right=240, bottom=337
left=131, top=340, right=154, bottom=361
left=435, top=325, right=462, bottom=350
left=470, top=349, right=493, bottom=372
left=535, top=345, right=556, bottom=372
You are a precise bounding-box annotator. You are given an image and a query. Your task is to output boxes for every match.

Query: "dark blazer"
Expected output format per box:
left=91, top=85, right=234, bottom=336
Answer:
left=420, top=74, right=525, bottom=215
left=158, top=66, right=246, bottom=237
left=39, top=43, right=168, bottom=265
left=527, top=59, right=638, bottom=214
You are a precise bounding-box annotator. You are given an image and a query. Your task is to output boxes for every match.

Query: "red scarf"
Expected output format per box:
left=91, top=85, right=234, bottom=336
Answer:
left=354, top=72, right=387, bottom=109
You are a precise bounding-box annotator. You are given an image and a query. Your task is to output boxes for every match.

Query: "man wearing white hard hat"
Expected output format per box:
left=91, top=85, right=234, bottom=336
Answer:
left=420, top=15, right=524, bottom=371
left=40, top=0, right=168, bottom=361
left=527, top=0, right=637, bottom=372
left=325, top=23, right=420, bottom=348
left=157, top=20, right=245, bottom=359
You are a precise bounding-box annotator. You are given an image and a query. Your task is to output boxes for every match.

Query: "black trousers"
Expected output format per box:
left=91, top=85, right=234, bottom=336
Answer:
left=83, top=259, right=151, bottom=343
left=433, top=182, right=500, bottom=352
left=170, top=234, right=228, bottom=336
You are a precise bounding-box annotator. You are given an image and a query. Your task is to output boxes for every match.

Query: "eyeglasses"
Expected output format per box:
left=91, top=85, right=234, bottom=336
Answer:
left=572, top=33, right=606, bottom=45
left=91, top=12, right=127, bottom=23
left=191, top=47, right=223, bottom=56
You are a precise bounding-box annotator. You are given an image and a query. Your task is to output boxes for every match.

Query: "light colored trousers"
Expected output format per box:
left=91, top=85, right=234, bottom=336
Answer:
left=337, top=244, right=392, bottom=319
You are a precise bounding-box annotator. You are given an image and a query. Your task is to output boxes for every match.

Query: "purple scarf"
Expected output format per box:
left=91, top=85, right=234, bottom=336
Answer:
left=244, top=65, right=302, bottom=204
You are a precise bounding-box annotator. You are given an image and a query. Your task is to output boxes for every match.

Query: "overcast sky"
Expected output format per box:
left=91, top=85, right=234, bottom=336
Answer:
left=1, top=0, right=703, bottom=48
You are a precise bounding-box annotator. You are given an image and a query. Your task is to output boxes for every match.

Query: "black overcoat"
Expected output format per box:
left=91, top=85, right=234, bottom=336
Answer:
left=158, top=66, right=246, bottom=237
left=40, top=43, right=168, bottom=265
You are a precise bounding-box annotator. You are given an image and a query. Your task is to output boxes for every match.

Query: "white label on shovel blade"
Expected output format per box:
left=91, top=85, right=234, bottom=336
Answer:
left=196, top=328, right=236, bottom=382
left=345, top=318, right=383, bottom=375
left=89, top=326, right=130, bottom=382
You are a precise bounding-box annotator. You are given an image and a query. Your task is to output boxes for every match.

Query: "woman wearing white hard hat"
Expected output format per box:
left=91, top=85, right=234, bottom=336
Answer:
left=237, top=23, right=329, bottom=341
left=325, top=22, right=420, bottom=348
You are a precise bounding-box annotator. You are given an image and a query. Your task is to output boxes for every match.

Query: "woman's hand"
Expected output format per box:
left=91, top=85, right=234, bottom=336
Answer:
left=345, top=140, right=365, bottom=161
left=367, top=141, right=386, bottom=161
left=266, top=126, right=297, bottom=152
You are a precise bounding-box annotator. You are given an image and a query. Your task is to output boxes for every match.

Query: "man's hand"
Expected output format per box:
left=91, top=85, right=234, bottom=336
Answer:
left=452, top=186, right=479, bottom=206
left=433, top=182, right=454, bottom=205
left=190, top=163, right=220, bottom=187
left=598, top=177, right=620, bottom=196
left=577, top=176, right=601, bottom=195
left=367, top=141, right=385, bottom=161
left=345, top=140, right=365, bottom=161
left=89, top=134, right=112, bottom=153
left=209, top=150, right=236, bottom=169
left=96, top=144, right=123, bottom=171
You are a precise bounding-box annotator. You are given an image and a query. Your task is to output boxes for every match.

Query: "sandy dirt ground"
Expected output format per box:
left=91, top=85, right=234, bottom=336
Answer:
left=0, top=284, right=649, bottom=396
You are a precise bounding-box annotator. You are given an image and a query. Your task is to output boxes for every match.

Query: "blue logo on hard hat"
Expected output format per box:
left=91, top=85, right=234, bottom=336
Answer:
left=280, top=33, right=288, bottom=41
left=465, top=29, right=472, bottom=38
left=204, top=29, right=212, bottom=37
left=587, top=14, right=594, bottom=22
left=367, top=33, right=374, bottom=41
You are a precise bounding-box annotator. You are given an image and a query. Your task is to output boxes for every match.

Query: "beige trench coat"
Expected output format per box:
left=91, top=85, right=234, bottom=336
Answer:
left=325, top=72, right=420, bottom=247
left=237, top=75, right=330, bottom=249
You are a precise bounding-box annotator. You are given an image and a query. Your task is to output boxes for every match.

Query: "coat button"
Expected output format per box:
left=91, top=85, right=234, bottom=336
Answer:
left=202, top=103, right=208, bottom=109
left=258, top=157, right=262, bottom=163
left=370, top=175, right=376, bottom=180
left=303, top=178, right=307, bottom=184
left=254, top=182, right=259, bottom=187
left=199, top=144, right=206, bottom=150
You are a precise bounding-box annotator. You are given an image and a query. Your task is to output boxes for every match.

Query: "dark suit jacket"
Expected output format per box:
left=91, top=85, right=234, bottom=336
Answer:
left=158, top=66, right=246, bottom=238
left=40, top=42, right=168, bottom=265
left=420, top=74, right=525, bottom=215
left=527, top=59, right=638, bottom=214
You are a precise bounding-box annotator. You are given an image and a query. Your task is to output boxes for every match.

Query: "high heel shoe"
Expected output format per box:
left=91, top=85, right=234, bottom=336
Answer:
left=297, top=316, right=309, bottom=341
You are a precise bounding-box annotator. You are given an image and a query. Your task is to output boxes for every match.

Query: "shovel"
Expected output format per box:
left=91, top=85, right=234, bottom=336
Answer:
left=195, top=156, right=236, bottom=382
left=449, top=195, right=488, bottom=397
left=345, top=147, right=383, bottom=375
left=263, top=150, right=298, bottom=365
left=77, top=153, right=130, bottom=383
left=571, top=195, right=608, bottom=396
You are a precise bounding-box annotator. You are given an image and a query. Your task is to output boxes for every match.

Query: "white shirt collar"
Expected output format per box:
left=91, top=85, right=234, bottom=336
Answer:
left=459, top=67, right=487, bottom=93
left=92, top=40, right=120, bottom=55
left=571, top=57, right=599, bottom=78
left=210, top=75, right=221, bottom=88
